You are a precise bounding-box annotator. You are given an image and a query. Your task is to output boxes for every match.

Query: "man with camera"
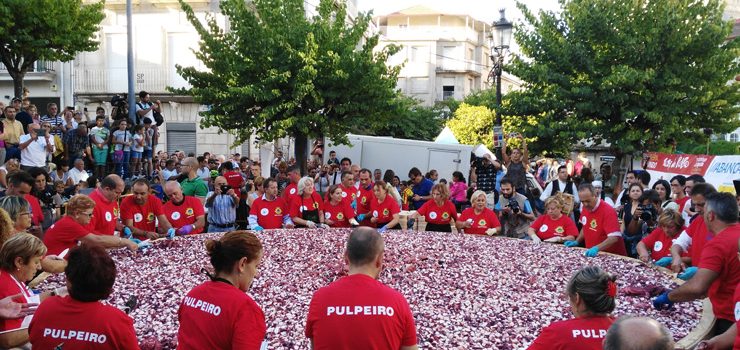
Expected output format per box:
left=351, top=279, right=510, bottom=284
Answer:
left=18, top=123, right=54, bottom=171
left=624, top=190, right=663, bottom=258
left=205, top=176, right=240, bottom=233
left=495, top=177, right=535, bottom=238
left=135, top=91, right=161, bottom=125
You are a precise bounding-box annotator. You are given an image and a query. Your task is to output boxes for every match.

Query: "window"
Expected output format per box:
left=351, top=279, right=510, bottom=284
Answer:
left=731, top=133, right=738, bottom=142
left=469, top=78, right=474, bottom=92
left=442, top=85, right=455, bottom=100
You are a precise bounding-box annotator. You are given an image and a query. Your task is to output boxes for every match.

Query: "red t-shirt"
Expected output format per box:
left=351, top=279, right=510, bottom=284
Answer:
left=356, top=185, right=374, bottom=216
left=527, top=315, right=614, bottom=350
left=162, top=196, right=204, bottom=235
left=641, top=227, right=684, bottom=261
left=223, top=171, right=244, bottom=191
left=458, top=208, right=501, bottom=235
left=698, top=224, right=740, bottom=321
left=323, top=200, right=356, bottom=228
left=0, top=271, right=34, bottom=333
left=25, top=194, right=43, bottom=226
left=178, top=281, right=266, bottom=350
left=416, top=200, right=458, bottom=225
left=369, top=195, right=400, bottom=226
left=43, top=216, right=90, bottom=256
left=306, top=274, right=417, bottom=349
left=687, top=216, right=711, bottom=266
left=733, top=281, right=740, bottom=350
left=289, top=192, right=324, bottom=219
left=323, top=185, right=357, bottom=206
left=530, top=214, right=578, bottom=240
left=579, top=200, right=627, bottom=255
left=120, top=195, right=164, bottom=237
left=85, top=189, right=119, bottom=236
left=675, top=196, right=690, bottom=213
left=249, top=196, right=289, bottom=229
left=28, top=296, right=138, bottom=349
left=283, top=183, right=298, bottom=209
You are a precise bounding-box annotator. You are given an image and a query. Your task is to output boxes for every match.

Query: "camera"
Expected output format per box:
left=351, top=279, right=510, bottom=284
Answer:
left=220, top=185, right=232, bottom=194
left=638, top=204, right=657, bottom=222
left=37, top=128, right=46, bottom=137
left=507, top=200, right=521, bottom=214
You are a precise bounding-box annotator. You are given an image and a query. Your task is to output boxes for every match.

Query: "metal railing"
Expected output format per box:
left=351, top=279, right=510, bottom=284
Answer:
left=0, top=60, right=56, bottom=73
left=74, top=66, right=171, bottom=93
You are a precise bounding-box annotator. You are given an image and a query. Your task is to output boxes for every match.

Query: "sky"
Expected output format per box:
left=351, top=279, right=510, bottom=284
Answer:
left=356, top=0, right=561, bottom=24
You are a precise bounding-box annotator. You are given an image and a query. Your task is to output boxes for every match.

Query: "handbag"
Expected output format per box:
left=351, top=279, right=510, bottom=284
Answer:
left=113, top=150, right=124, bottom=163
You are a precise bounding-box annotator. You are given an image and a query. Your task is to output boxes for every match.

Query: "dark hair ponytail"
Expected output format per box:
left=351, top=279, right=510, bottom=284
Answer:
left=205, top=231, right=263, bottom=274
left=567, top=266, right=617, bottom=314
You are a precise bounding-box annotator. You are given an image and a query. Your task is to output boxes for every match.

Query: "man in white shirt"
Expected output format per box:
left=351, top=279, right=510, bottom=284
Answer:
left=18, top=123, right=54, bottom=171
left=540, top=165, right=580, bottom=204
left=67, top=158, right=90, bottom=185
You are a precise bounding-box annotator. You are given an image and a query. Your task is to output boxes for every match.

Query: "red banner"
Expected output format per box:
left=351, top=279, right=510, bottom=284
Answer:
left=644, top=152, right=715, bottom=176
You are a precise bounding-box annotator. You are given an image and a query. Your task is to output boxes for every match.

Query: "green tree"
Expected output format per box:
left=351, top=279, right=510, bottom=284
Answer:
left=174, top=0, right=401, bottom=172
left=689, top=140, right=740, bottom=155
left=356, top=95, right=446, bottom=141
left=447, top=103, right=496, bottom=149
left=0, top=0, right=104, bottom=98
left=506, top=0, right=740, bottom=160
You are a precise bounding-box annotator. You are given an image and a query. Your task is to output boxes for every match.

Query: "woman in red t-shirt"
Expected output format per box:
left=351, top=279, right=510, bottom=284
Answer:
left=178, top=231, right=266, bottom=350
left=412, top=183, right=458, bottom=232
left=290, top=177, right=326, bottom=229
left=528, top=195, right=578, bottom=244
left=527, top=266, right=617, bottom=350
left=29, top=244, right=138, bottom=349
left=369, top=181, right=401, bottom=231
left=456, top=190, right=500, bottom=235
left=324, top=185, right=359, bottom=228
left=637, top=209, right=687, bottom=266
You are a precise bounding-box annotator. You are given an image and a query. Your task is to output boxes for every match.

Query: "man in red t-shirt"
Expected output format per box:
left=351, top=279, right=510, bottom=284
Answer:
left=282, top=166, right=301, bottom=209
left=120, top=179, right=173, bottom=240
left=249, top=177, right=294, bottom=230
left=653, top=192, right=740, bottom=337
left=669, top=183, right=716, bottom=279
left=355, top=169, right=375, bottom=225
left=568, top=184, right=627, bottom=256
left=306, top=227, right=418, bottom=350
left=163, top=181, right=205, bottom=235
left=86, top=175, right=125, bottom=236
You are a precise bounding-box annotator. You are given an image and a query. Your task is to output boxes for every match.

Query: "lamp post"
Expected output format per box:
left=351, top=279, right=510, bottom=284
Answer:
left=489, top=9, right=512, bottom=154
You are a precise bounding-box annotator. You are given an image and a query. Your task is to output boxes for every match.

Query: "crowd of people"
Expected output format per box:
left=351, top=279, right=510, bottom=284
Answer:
left=0, top=94, right=737, bottom=349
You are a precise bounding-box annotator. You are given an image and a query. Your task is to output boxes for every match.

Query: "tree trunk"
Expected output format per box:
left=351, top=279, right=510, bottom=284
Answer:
left=9, top=69, right=25, bottom=99
left=295, top=132, right=308, bottom=176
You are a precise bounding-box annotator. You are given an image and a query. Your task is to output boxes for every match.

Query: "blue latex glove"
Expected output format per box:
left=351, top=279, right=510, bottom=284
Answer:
left=137, top=240, right=153, bottom=250
left=130, top=238, right=142, bottom=244
left=351, top=200, right=357, bottom=210
left=123, top=227, right=133, bottom=239
left=177, top=224, right=194, bottom=235
left=585, top=246, right=600, bottom=257
left=652, top=291, right=674, bottom=310
left=356, top=214, right=366, bottom=222
left=166, top=228, right=176, bottom=240
left=564, top=240, right=579, bottom=248
left=655, top=257, right=673, bottom=267
left=253, top=225, right=264, bottom=232
left=677, top=266, right=698, bottom=281
left=378, top=225, right=388, bottom=234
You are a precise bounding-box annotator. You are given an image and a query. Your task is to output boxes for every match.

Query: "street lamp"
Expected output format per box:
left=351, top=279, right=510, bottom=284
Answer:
left=489, top=9, right=512, bottom=152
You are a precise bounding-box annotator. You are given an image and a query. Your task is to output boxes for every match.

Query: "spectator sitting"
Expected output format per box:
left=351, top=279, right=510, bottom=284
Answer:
left=49, top=161, right=70, bottom=186
left=160, top=159, right=179, bottom=182
left=67, top=158, right=89, bottom=186
left=0, top=159, right=20, bottom=191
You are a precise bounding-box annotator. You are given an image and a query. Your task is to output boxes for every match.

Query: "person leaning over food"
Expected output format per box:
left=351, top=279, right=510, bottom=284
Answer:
left=653, top=192, right=740, bottom=339
left=306, top=227, right=418, bottom=350
left=565, top=184, right=628, bottom=257
left=163, top=181, right=206, bottom=236
left=178, top=231, right=266, bottom=350
left=323, top=185, right=360, bottom=228
left=527, top=266, right=617, bottom=350
left=120, top=178, right=175, bottom=240
left=528, top=194, right=578, bottom=244
left=248, top=177, right=294, bottom=231
left=290, top=177, right=328, bottom=229
left=456, top=190, right=501, bottom=235
left=636, top=209, right=687, bottom=267
left=369, top=180, right=401, bottom=232
left=28, top=244, right=139, bottom=349
left=668, top=183, right=717, bottom=281
left=410, top=183, right=458, bottom=233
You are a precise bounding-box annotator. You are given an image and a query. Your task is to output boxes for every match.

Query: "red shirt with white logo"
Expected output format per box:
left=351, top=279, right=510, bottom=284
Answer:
left=416, top=200, right=458, bottom=225
left=85, top=189, right=119, bottom=236
left=289, top=192, right=324, bottom=219
left=369, top=195, right=400, bottom=226
left=306, top=274, right=417, bottom=349
left=687, top=216, right=711, bottom=266
left=641, top=227, right=684, bottom=261
left=162, top=196, right=204, bottom=235
left=698, top=224, right=740, bottom=321
left=120, top=195, right=164, bottom=237
left=283, top=183, right=298, bottom=209
left=356, top=185, right=374, bottom=216
left=323, top=199, right=356, bottom=228
left=0, top=271, right=35, bottom=333
left=223, top=170, right=244, bottom=191
left=733, top=281, right=740, bottom=350
left=43, top=215, right=90, bottom=256
left=579, top=199, right=627, bottom=255
left=324, top=185, right=357, bottom=206
left=458, top=207, right=501, bottom=235
left=675, top=196, right=690, bottom=213
left=531, top=214, right=578, bottom=240
left=527, top=315, right=614, bottom=350
left=250, top=196, right=289, bottom=229
left=178, top=281, right=266, bottom=350
left=28, top=296, right=138, bottom=350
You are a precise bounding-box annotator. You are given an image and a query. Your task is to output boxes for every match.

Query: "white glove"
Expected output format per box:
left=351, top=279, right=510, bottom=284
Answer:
left=531, top=235, right=542, bottom=244
left=318, top=223, right=330, bottom=229
left=485, top=228, right=498, bottom=236
left=349, top=218, right=360, bottom=226
left=306, top=220, right=317, bottom=229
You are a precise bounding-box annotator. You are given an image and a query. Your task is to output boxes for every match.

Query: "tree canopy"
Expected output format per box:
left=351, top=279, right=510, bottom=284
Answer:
left=354, top=95, right=447, bottom=141
left=174, top=0, right=402, bottom=170
left=0, top=0, right=104, bottom=98
left=505, top=0, right=740, bottom=157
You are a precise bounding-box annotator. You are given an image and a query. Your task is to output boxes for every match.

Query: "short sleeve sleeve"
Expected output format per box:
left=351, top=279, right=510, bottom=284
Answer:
left=564, top=217, right=578, bottom=236
left=698, top=241, right=724, bottom=273
left=602, top=207, right=621, bottom=234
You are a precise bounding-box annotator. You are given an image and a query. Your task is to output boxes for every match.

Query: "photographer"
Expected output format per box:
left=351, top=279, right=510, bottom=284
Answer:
left=135, top=91, right=161, bottom=125
left=624, top=189, right=662, bottom=258
left=206, top=176, right=239, bottom=233
left=18, top=123, right=54, bottom=170
left=495, top=177, right=535, bottom=238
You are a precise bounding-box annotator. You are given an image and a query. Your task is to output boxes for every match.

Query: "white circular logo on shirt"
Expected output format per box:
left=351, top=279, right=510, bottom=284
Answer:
left=580, top=216, right=587, bottom=225
left=325, top=212, right=331, bottom=219
left=260, top=208, right=269, bottom=216
left=735, top=301, right=740, bottom=321
left=539, top=225, right=548, bottom=233
left=105, top=212, right=112, bottom=222
left=300, top=206, right=308, bottom=212
left=429, top=212, right=438, bottom=220
left=373, top=210, right=379, bottom=218
left=341, top=192, right=347, bottom=198
left=654, top=241, right=664, bottom=252
left=134, top=213, right=143, bottom=223
left=171, top=212, right=181, bottom=220
left=290, top=188, right=296, bottom=195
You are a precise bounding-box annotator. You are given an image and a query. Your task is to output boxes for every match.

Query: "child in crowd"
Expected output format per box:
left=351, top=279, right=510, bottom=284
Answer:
left=112, top=120, right=132, bottom=179
left=90, top=116, right=110, bottom=181
left=131, top=125, right=145, bottom=178
left=143, top=118, right=156, bottom=179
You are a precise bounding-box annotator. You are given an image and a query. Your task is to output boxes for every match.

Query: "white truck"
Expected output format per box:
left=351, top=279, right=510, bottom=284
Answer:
left=326, top=134, right=473, bottom=183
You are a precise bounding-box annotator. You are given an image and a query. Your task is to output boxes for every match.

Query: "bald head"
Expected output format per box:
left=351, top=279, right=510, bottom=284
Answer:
left=604, top=317, right=674, bottom=350
left=346, top=227, right=384, bottom=267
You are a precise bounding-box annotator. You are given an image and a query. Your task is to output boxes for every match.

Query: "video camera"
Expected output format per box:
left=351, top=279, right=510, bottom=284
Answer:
left=110, top=94, right=129, bottom=121
left=638, top=204, right=657, bottom=222
left=507, top=200, right=521, bottom=214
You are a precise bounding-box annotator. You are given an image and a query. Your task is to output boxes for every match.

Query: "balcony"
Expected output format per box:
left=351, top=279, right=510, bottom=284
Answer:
left=74, top=65, right=171, bottom=94
left=0, top=60, right=57, bottom=81
left=436, top=60, right=483, bottom=76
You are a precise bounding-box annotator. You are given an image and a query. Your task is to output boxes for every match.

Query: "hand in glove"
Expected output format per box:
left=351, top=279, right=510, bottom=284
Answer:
left=677, top=266, right=698, bottom=281
left=585, top=246, right=600, bottom=257
left=166, top=228, right=176, bottom=240
left=253, top=225, right=264, bottom=232
left=377, top=225, right=388, bottom=234
left=356, top=214, right=366, bottom=222
left=177, top=224, right=194, bottom=235
left=564, top=240, right=579, bottom=248
left=654, top=257, right=673, bottom=267
left=123, top=227, right=133, bottom=239
left=652, top=291, right=674, bottom=310
left=485, top=228, right=498, bottom=236
left=305, top=221, right=317, bottom=229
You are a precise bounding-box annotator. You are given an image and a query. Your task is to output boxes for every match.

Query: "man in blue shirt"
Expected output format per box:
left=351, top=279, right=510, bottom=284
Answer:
left=408, top=167, right=433, bottom=210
